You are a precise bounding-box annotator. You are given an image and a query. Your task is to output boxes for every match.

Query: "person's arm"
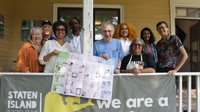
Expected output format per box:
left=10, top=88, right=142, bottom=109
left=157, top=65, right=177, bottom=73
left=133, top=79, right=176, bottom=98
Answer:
left=121, top=68, right=155, bottom=75
left=176, top=47, right=188, bottom=71
left=120, top=69, right=130, bottom=73
left=16, top=43, right=29, bottom=72
left=43, top=50, right=59, bottom=62
left=115, top=40, right=124, bottom=74
left=140, top=68, right=155, bottom=73
left=39, top=42, right=50, bottom=65
left=114, top=59, right=121, bottom=74
left=168, top=47, right=188, bottom=75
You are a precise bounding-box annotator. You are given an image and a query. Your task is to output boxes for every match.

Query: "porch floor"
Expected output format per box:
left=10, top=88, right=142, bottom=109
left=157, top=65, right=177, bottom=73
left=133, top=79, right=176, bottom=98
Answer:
left=176, top=89, right=196, bottom=112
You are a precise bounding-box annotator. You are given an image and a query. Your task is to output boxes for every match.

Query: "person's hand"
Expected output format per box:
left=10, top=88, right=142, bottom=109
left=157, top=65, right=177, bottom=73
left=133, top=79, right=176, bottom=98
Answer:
left=26, top=67, right=29, bottom=72
left=139, top=61, right=144, bottom=67
left=101, top=53, right=109, bottom=60
left=51, top=49, right=59, bottom=56
left=168, top=69, right=177, bottom=75
left=114, top=68, right=120, bottom=74
left=44, top=49, right=60, bottom=62
left=129, top=69, right=141, bottom=75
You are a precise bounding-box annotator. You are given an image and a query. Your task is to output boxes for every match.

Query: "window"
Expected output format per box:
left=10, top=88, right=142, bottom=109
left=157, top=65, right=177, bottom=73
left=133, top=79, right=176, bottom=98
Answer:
left=94, top=8, right=120, bottom=40
left=0, top=14, right=4, bottom=38
left=21, top=20, right=42, bottom=40
left=176, top=7, right=200, bottom=18
left=56, top=7, right=121, bottom=41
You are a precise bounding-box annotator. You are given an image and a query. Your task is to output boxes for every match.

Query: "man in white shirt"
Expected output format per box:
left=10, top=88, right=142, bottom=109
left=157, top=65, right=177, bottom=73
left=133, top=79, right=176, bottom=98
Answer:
left=66, top=17, right=83, bottom=53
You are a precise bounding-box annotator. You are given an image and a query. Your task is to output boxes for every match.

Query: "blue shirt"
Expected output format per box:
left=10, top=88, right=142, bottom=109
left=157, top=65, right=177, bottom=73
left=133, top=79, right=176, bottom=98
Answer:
left=93, top=38, right=124, bottom=69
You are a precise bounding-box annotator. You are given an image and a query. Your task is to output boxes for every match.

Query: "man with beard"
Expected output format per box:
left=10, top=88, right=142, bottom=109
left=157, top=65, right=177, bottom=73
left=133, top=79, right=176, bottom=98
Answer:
left=66, top=17, right=83, bottom=53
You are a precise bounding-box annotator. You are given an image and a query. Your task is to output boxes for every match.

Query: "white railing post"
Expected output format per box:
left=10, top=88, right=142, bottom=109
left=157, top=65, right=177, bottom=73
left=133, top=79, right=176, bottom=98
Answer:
left=187, top=76, right=192, bottom=112
left=179, top=76, right=183, bottom=112
left=197, top=75, right=200, bottom=112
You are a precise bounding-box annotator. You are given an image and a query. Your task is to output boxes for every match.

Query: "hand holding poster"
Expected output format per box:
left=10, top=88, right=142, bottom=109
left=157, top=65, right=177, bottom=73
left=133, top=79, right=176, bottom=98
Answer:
left=51, top=52, right=114, bottom=100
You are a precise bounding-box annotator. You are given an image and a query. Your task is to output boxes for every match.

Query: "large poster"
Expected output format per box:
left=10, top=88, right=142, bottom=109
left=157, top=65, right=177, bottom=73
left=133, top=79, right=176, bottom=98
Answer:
left=52, top=52, right=114, bottom=100
left=0, top=74, right=176, bottom=112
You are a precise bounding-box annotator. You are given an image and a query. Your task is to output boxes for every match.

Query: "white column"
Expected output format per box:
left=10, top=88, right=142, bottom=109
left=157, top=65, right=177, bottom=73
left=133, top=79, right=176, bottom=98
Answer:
left=83, top=0, right=93, bottom=54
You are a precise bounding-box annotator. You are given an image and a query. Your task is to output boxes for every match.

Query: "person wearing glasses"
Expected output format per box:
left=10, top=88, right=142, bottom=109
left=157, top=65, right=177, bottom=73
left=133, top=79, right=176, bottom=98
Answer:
left=93, top=22, right=124, bottom=74
left=39, top=20, right=74, bottom=73
left=156, top=21, right=188, bottom=75
left=120, top=38, right=156, bottom=74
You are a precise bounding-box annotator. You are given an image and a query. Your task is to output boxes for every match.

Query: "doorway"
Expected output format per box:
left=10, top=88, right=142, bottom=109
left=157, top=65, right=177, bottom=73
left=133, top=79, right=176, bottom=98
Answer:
left=175, top=19, right=200, bottom=72
left=175, top=19, right=200, bottom=88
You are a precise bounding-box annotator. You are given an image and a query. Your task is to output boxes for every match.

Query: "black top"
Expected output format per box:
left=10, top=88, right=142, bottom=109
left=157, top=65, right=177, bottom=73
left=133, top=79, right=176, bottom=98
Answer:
left=120, top=53, right=156, bottom=70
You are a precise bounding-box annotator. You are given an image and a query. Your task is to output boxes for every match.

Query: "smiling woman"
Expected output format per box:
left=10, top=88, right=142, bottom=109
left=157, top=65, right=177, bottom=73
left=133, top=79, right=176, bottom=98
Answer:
left=16, top=27, right=44, bottom=72
left=113, top=23, right=137, bottom=56
left=120, top=38, right=156, bottom=75
left=39, top=20, right=74, bottom=73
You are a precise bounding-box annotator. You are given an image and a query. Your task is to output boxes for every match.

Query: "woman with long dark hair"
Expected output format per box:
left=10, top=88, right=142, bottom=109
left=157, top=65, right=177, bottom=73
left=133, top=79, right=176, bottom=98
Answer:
left=140, top=27, right=157, bottom=63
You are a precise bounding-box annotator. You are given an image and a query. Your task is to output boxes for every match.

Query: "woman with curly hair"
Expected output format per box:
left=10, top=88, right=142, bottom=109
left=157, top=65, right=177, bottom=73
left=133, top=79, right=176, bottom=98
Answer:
left=113, top=22, right=137, bottom=56
left=39, top=20, right=74, bottom=73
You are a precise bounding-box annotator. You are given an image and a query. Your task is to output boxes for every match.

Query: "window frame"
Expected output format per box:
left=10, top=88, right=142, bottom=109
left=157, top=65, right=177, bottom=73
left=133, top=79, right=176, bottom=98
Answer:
left=53, top=4, right=123, bottom=41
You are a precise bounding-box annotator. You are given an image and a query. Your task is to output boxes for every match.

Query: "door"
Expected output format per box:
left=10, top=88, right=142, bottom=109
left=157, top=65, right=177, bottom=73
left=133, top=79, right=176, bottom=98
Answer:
left=190, top=21, right=200, bottom=72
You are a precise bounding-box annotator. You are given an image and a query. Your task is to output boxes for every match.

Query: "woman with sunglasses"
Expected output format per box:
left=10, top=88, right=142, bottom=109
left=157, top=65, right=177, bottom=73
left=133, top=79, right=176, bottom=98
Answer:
left=120, top=38, right=156, bottom=74
left=39, top=20, right=74, bottom=73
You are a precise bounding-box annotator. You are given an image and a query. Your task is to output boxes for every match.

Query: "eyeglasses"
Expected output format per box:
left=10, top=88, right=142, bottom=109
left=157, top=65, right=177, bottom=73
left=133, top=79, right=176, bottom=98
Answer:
left=103, top=30, right=112, bottom=33
left=157, top=25, right=167, bottom=30
left=133, top=43, right=142, bottom=47
left=56, top=28, right=65, bottom=32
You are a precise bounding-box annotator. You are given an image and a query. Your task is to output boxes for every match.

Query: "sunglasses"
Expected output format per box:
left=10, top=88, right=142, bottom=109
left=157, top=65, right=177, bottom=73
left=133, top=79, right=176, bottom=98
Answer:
left=133, top=43, right=142, bottom=47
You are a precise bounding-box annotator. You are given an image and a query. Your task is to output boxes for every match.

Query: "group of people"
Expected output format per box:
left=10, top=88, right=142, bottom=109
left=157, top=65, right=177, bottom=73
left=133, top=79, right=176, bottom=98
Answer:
left=94, top=21, right=188, bottom=75
left=16, top=18, right=188, bottom=75
left=16, top=17, right=83, bottom=73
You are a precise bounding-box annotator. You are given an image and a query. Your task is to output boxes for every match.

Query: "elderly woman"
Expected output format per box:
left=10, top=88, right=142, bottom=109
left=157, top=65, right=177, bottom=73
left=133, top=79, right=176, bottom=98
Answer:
left=120, top=38, right=156, bottom=74
left=16, top=27, right=44, bottom=72
left=39, top=20, right=74, bottom=73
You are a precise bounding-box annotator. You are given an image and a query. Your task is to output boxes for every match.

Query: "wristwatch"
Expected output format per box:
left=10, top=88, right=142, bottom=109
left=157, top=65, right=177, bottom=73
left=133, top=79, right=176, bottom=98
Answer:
left=116, top=67, right=120, bottom=70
